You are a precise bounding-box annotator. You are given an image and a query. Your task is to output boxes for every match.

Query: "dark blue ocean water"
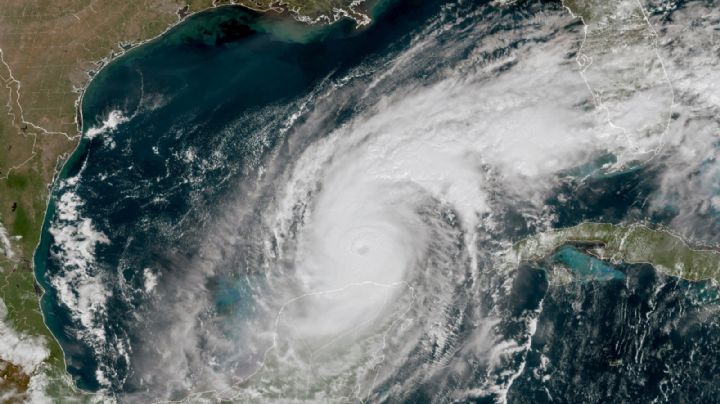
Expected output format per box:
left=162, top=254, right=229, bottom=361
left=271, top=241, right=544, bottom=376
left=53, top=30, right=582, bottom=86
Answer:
left=35, top=0, right=460, bottom=392
left=32, top=0, right=720, bottom=401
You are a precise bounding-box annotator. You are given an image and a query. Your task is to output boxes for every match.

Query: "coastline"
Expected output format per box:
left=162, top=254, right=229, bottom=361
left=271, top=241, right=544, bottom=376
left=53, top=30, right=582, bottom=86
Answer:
left=30, top=6, right=255, bottom=395
left=29, top=2, right=377, bottom=396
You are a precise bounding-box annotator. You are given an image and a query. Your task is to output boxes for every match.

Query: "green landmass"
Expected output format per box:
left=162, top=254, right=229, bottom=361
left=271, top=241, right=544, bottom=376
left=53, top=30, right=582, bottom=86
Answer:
left=0, top=0, right=691, bottom=399
left=510, top=222, right=720, bottom=283
left=0, top=0, right=368, bottom=400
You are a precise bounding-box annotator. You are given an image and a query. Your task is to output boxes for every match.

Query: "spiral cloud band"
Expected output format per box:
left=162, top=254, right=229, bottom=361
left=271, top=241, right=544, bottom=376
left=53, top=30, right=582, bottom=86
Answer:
left=39, top=0, right=720, bottom=402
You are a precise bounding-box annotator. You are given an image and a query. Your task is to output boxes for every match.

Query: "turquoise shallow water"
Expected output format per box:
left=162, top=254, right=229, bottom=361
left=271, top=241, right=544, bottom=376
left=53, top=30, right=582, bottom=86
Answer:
left=31, top=1, right=720, bottom=402
left=34, top=0, right=453, bottom=393
left=552, top=245, right=625, bottom=281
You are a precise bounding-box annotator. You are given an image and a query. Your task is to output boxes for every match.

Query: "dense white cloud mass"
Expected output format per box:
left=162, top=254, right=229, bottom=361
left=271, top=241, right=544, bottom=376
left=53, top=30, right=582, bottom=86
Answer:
left=120, top=2, right=687, bottom=401
left=0, top=300, right=49, bottom=374
left=0, top=299, right=53, bottom=403
left=0, top=219, right=14, bottom=261
left=646, top=3, right=720, bottom=241
left=44, top=0, right=720, bottom=402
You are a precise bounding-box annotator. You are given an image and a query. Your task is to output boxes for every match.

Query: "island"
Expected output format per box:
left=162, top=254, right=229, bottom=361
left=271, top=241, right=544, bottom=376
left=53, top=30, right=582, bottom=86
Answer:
left=508, top=222, right=720, bottom=284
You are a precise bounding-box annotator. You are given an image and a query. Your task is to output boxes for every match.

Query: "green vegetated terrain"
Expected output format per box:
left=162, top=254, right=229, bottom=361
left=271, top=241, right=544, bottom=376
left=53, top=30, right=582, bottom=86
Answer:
left=0, top=0, right=368, bottom=400
left=511, top=222, right=720, bottom=283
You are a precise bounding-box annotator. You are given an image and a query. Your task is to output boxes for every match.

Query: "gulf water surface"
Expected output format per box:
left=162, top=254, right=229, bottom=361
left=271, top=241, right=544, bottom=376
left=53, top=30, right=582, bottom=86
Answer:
left=34, top=0, right=720, bottom=402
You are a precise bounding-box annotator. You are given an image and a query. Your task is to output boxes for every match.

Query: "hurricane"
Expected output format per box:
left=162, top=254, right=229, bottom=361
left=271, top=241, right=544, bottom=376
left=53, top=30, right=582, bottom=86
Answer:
left=36, top=0, right=720, bottom=402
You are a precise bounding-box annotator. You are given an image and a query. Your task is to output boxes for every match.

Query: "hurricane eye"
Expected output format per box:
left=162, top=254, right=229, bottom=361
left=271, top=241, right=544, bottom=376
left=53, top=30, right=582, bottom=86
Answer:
left=30, top=0, right=718, bottom=402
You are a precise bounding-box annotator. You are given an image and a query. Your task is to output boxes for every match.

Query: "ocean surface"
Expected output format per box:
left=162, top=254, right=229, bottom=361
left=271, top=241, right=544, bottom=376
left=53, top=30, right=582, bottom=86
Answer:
left=33, top=0, right=720, bottom=402
left=37, top=0, right=459, bottom=394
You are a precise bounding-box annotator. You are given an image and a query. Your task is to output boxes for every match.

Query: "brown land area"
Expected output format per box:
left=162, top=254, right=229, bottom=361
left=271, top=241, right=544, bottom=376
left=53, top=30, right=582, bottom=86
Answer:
left=0, top=0, right=365, bottom=398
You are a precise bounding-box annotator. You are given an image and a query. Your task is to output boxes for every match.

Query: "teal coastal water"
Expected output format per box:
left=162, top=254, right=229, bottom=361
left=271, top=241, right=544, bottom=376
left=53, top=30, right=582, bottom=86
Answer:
left=552, top=245, right=625, bottom=282
left=31, top=0, right=720, bottom=401
left=34, top=0, right=454, bottom=393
